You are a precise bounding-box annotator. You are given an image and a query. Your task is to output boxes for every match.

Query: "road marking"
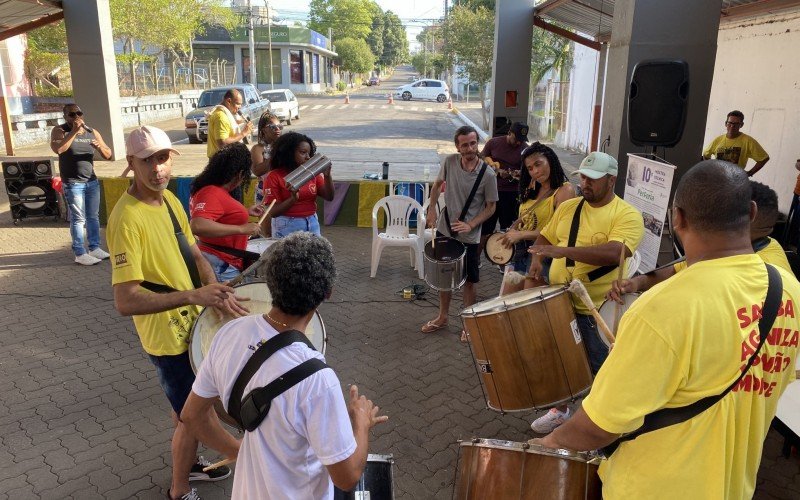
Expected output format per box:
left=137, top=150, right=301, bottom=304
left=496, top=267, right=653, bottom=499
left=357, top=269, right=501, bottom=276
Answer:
left=425, top=107, right=433, bottom=112
left=368, top=105, right=375, bottom=109
left=380, top=105, right=387, bottom=109
left=299, top=105, right=308, bottom=111
left=174, top=138, right=189, bottom=145
left=326, top=104, right=337, bottom=109
left=339, top=105, right=349, bottom=109
left=410, top=106, right=419, bottom=111
left=353, top=104, right=361, bottom=108
left=312, top=104, right=323, bottom=110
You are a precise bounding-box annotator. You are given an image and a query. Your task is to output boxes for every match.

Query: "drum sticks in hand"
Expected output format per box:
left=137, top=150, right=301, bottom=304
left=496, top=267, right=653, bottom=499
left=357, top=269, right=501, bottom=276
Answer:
left=258, top=199, right=277, bottom=226
left=567, top=279, right=615, bottom=345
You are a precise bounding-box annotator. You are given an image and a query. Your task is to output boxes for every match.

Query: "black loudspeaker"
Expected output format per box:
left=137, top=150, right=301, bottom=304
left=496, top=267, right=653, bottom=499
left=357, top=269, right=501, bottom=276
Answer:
left=2, top=158, right=60, bottom=224
left=628, top=60, right=689, bottom=147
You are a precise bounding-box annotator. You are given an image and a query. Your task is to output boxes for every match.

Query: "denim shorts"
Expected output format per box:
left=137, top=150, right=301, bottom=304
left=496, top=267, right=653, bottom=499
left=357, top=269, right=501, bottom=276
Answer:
left=575, top=313, right=610, bottom=375
left=272, top=214, right=321, bottom=238
left=148, top=351, right=196, bottom=415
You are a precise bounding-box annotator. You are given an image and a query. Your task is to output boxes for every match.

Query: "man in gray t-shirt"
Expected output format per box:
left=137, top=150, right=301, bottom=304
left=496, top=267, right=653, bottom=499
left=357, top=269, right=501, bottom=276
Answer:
left=422, top=126, right=498, bottom=342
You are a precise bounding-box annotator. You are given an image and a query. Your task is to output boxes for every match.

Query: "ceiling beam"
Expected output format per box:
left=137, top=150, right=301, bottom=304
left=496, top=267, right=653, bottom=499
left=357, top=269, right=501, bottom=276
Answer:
left=534, top=15, right=602, bottom=51
left=535, top=0, right=574, bottom=16
left=0, top=10, right=63, bottom=41
left=15, top=0, right=63, bottom=8
left=721, top=0, right=800, bottom=19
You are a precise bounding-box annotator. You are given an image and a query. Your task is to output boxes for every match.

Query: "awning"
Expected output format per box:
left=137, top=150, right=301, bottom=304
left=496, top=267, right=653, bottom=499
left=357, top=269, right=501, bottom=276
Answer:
left=0, top=0, right=64, bottom=42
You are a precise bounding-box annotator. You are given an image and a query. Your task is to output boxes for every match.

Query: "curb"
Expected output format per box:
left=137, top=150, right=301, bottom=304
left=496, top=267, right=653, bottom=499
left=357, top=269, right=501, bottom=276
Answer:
left=450, top=106, right=489, bottom=141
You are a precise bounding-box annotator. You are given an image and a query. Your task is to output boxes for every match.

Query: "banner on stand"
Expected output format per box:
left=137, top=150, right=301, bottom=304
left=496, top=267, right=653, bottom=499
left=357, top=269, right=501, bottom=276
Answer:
left=623, top=154, right=677, bottom=272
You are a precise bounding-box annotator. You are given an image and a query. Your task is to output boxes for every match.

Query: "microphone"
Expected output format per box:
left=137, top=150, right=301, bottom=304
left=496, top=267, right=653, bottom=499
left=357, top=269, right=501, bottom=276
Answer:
left=82, top=123, right=94, bottom=133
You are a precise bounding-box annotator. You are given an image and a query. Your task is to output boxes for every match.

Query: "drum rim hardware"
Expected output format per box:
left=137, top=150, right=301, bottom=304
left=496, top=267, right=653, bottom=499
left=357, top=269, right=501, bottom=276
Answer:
left=461, top=285, right=567, bottom=318
left=458, top=438, right=603, bottom=464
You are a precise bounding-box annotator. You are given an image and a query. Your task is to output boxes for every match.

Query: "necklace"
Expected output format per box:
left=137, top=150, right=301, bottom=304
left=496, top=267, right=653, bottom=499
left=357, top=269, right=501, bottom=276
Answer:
left=265, top=311, right=289, bottom=328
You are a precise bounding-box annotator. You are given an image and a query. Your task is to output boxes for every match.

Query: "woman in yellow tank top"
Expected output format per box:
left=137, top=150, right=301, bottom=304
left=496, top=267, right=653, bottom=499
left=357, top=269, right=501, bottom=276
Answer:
left=500, top=142, right=576, bottom=294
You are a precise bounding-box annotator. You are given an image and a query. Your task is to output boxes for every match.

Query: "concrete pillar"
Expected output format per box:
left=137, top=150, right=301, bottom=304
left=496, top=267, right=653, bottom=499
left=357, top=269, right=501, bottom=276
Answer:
left=63, top=0, right=124, bottom=160
left=490, top=0, right=535, bottom=136
left=599, top=0, right=722, bottom=192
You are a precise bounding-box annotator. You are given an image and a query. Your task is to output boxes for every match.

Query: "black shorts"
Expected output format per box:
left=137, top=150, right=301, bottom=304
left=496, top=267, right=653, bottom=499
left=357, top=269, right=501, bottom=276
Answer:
left=437, top=231, right=480, bottom=283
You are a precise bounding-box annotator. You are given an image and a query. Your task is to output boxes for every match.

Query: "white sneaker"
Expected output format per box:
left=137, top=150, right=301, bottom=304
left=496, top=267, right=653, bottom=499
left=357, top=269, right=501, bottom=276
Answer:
left=75, top=253, right=101, bottom=266
left=530, top=407, right=571, bottom=433
left=88, top=248, right=110, bottom=260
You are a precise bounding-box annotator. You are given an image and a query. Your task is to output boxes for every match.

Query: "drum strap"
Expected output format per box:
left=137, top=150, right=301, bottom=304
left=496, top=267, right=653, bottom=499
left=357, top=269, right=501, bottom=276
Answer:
left=443, top=162, right=488, bottom=237
left=227, top=330, right=329, bottom=432
left=199, top=241, right=261, bottom=270
left=566, top=198, right=617, bottom=281
left=602, top=264, right=783, bottom=457
left=140, top=200, right=202, bottom=293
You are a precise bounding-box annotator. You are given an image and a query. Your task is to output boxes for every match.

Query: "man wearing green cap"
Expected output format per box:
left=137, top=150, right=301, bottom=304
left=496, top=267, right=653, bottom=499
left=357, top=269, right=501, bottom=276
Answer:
left=526, top=151, right=644, bottom=433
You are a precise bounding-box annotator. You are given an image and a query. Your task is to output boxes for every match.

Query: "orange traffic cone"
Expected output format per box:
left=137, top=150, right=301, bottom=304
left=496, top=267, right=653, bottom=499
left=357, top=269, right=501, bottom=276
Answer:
left=388, top=93, right=394, bottom=105
left=344, top=93, right=350, bottom=104
left=447, top=98, right=453, bottom=110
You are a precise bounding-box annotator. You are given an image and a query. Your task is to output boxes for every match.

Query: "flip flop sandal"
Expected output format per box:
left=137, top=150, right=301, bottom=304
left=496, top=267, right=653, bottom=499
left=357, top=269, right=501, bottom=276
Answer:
left=460, top=329, right=469, bottom=343
left=421, top=320, right=448, bottom=333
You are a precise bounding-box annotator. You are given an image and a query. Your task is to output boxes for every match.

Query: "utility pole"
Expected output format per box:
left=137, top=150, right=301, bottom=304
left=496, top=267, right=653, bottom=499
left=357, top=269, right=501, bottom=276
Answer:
left=266, top=1, right=274, bottom=89
left=247, top=0, right=257, bottom=87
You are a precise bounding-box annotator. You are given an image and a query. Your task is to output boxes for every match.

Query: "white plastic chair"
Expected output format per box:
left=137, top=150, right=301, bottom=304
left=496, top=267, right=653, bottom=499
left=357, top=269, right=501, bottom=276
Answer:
left=625, top=250, right=642, bottom=278
left=370, top=195, right=425, bottom=279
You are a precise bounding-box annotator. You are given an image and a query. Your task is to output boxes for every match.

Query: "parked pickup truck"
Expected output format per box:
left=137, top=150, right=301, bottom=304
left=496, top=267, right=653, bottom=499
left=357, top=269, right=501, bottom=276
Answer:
left=184, top=84, right=270, bottom=144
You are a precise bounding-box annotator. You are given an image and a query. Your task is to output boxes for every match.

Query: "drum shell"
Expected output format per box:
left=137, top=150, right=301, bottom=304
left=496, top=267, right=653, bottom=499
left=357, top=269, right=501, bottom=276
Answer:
left=423, top=237, right=467, bottom=291
left=454, top=440, right=602, bottom=500
left=333, top=454, right=394, bottom=500
left=598, top=293, right=639, bottom=348
left=462, top=287, right=593, bottom=411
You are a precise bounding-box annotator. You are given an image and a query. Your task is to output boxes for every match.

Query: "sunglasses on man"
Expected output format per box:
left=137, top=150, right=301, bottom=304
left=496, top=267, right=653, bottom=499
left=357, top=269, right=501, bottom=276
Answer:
left=68, top=111, right=84, bottom=118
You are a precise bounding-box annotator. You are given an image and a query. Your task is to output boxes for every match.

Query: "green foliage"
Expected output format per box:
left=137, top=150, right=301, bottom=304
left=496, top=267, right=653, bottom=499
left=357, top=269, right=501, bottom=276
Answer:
left=380, top=11, right=408, bottom=66
left=366, top=9, right=385, bottom=59
left=440, top=5, right=494, bottom=87
left=25, top=21, right=69, bottom=91
left=335, top=37, right=375, bottom=74
left=336, top=81, right=347, bottom=91
left=453, top=0, right=495, bottom=10
left=308, top=0, right=374, bottom=41
left=411, top=52, right=445, bottom=79
left=531, top=25, right=573, bottom=85
left=33, top=83, right=72, bottom=98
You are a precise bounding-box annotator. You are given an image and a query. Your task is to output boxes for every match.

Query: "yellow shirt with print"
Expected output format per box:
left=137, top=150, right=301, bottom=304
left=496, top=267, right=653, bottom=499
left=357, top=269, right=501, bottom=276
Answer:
left=206, top=107, right=234, bottom=158
left=702, top=132, right=768, bottom=169
left=583, top=254, right=800, bottom=500
left=107, top=190, right=201, bottom=356
left=540, top=196, right=644, bottom=314
left=518, top=182, right=569, bottom=232
left=674, top=237, right=791, bottom=274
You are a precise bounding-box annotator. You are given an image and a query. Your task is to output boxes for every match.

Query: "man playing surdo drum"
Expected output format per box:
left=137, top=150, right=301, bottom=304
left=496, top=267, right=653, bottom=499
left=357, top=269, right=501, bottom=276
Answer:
left=533, top=161, right=800, bottom=499
left=421, top=125, right=499, bottom=342
left=182, top=233, right=388, bottom=499
left=526, top=152, right=644, bottom=433
left=108, top=126, right=249, bottom=500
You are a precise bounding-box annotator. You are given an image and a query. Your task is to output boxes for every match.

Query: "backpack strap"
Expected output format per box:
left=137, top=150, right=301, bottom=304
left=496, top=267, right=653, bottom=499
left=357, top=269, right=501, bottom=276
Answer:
left=566, top=198, right=617, bottom=281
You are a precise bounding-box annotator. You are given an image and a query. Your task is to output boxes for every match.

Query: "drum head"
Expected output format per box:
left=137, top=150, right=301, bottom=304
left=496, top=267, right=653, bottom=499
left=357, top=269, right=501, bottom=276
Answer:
left=246, top=237, right=277, bottom=255
left=189, top=283, right=327, bottom=373
left=598, top=293, right=639, bottom=347
left=484, top=232, right=513, bottom=265
left=462, top=285, right=566, bottom=317
left=460, top=438, right=600, bottom=464
left=424, top=236, right=465, bottom=261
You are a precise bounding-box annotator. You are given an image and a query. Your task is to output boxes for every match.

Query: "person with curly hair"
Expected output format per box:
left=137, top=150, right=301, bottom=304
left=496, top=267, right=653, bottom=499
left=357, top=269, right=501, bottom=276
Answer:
left=498, top=142, right=575, bottom=294
left=189, top=143, right=265, bottom=282
left=263, top=131, right=334, bottom=238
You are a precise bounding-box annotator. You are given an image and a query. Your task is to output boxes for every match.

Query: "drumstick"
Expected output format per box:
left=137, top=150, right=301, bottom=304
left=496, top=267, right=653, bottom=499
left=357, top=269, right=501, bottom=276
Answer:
left=227, top=247, right=272, bottom=287
left=258, top=199, right=277, bottom=226
left=431, top=226, right=436, bottom=249
left=203, top=458, right=236, bottom=472
left=567, top=279, right=615, bottom=345
left=613, top=241, right=626, bottom=334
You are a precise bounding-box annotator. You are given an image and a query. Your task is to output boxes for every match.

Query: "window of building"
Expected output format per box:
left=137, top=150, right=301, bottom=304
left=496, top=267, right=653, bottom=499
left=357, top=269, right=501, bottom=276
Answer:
left=290, top=50, right=303, bottom=84
left=242, top=48, right=282, bottom=85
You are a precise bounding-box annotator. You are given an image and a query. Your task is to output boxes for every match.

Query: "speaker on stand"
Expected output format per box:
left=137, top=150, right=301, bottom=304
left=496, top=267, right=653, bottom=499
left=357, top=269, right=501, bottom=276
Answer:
left=628, top=60, right=690, bottom=151
left=2, top=158, right=60, bottom=225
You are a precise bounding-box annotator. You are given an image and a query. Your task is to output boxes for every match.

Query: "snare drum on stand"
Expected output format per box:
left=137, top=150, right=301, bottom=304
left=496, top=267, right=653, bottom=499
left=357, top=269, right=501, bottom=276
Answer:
left=189, top=283, right=327, bottom=426
left=333, top=454, right=394, bottom=500
left=461, top=286, right=593, bottom=412
left=454, top=439, right=602, bottom=500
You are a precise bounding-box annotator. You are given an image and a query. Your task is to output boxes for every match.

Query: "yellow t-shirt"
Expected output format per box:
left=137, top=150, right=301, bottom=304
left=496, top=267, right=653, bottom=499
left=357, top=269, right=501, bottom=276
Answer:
left=702, top=133, right=768, bottom=169
left=107, top=190, right=202, bottom=356
left=518, top=183, right=569, bottom=232
left=673, top=237, right=791, bottom=274
left=206, top=107, right=234, bottom=158
left=540, top=196, right=644, bottom=313
left=583, top=254, right=800, bottom=499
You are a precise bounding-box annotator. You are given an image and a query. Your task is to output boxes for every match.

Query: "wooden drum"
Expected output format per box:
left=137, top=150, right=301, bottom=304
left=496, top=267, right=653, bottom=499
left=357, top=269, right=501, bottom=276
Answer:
left=454, top=439, right=602, bottom=500
left=461, top=286, right=593, bottom=412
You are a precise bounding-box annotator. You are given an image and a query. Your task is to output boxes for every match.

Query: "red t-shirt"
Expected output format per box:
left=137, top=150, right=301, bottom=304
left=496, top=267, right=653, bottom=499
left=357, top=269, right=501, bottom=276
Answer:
left=263, top=167, right=324, bottom=217
left=189, top=185, right=249, bottom=269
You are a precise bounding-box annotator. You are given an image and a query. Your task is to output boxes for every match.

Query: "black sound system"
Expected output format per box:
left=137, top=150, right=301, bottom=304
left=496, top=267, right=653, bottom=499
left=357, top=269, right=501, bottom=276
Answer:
left=2, top=157, right=61, bottom=225
left=628, top=59, right=690, bottom=148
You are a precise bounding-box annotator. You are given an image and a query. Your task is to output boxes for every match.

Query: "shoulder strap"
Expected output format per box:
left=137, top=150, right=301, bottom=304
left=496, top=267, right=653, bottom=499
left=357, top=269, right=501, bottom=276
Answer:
left=443, top=162, right=488, bottom=237
left=227, top=330, right=317, bottom=429
left=603, top=263, right=783, bottom=457
left=164, top=199, right=202, bottom=289
left=565, top=197, right=619, bottom=281
left=200, top=241, right=260, bottom=270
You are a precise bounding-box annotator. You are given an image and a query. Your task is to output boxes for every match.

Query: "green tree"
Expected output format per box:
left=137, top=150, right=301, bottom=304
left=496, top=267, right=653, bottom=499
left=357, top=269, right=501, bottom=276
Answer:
left=366, top=6, right=385, bottom=62
left=380, top=10, right=408, bottom=67
left=25, top=21, right=70, bottom=93
left=453, top=0, right=495, bottom=11
left=531, top=26, right=573, bottom=85
left=411, top=52, right=445, bottom=79
left=441, top=5, right=494, bottom=128
left=335, top=37, right=376, bottom=83
left=308, top=0, right=374, bottom=41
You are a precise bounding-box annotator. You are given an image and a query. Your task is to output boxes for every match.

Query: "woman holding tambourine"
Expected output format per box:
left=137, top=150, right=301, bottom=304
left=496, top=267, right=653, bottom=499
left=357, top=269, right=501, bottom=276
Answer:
left=499, top=142, right=575, bottom=294
left=262, top=131, right=335, bottom=238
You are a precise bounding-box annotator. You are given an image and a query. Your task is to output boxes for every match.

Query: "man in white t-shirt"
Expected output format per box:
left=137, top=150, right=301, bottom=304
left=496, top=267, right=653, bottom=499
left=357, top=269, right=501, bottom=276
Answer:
left=182, top=233, right=388, bottom=499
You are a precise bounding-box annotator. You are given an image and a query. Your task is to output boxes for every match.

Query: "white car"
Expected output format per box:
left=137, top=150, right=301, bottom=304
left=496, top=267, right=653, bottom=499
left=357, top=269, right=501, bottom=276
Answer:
left=260, top=89, right=300, bottom=125
left=395, top=79, right=450, bottom=103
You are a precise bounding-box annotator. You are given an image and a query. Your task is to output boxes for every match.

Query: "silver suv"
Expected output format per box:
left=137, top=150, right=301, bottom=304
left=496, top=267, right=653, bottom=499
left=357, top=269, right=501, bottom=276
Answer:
left=184, top=84, right=270, bottom=144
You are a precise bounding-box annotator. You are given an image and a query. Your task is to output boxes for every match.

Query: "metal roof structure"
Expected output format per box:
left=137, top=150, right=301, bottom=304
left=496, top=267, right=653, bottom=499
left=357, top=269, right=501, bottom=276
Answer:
left=0, top=0, right=63, bottom=42
left=534, top=0, right=800, bottom=49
